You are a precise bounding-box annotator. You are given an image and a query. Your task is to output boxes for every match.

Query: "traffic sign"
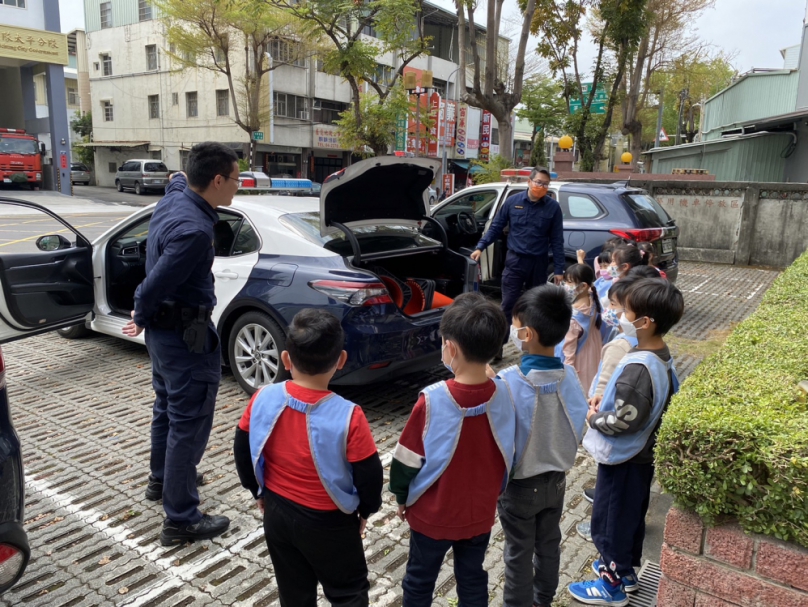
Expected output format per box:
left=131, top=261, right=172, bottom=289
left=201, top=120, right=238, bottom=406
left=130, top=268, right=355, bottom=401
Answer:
left=252, top=131, right=264, bottom=141
left=569, top=82, right=607, bottom=115
left=658, top=127, right=669, bottom=142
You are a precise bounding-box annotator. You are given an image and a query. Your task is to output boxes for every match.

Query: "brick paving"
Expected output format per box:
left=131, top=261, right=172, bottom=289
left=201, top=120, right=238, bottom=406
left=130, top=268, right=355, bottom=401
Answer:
left=0, top=262, right=780, bottom=607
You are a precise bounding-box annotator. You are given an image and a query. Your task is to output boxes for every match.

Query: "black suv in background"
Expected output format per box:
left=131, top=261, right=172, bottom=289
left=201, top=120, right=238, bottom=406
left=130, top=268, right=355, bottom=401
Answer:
left=0, top=346, right=29, bottom=593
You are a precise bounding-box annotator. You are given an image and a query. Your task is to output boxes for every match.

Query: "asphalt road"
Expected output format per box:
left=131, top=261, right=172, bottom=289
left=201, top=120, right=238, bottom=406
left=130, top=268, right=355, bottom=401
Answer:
left=0, top=212, right=133, bottom=253
left=73, top=185, right=163, bottom=206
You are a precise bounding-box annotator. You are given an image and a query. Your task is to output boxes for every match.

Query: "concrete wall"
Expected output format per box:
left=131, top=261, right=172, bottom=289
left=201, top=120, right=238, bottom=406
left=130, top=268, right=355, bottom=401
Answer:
left=563, top=178, right=808, bottom=268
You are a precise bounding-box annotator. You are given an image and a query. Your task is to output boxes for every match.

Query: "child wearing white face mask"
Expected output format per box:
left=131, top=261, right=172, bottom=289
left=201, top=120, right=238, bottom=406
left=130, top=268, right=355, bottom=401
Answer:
left=390, top=293, right=515, bottom=607
left=556, top=263, right=603, bottom=391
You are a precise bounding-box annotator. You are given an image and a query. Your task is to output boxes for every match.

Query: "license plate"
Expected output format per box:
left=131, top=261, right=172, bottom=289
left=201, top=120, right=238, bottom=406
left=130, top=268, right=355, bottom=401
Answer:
left=3, top=178, right=10, bottom=183
left=662, top=239, right=674, bottom=254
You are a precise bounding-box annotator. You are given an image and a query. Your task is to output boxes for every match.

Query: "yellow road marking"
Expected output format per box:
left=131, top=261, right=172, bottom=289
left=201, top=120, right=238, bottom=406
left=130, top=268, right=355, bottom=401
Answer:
left=0, top=221, right=108, bottom=248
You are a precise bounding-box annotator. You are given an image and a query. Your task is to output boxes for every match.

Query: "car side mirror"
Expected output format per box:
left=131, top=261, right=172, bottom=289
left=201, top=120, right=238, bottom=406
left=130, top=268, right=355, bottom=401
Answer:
left=40, top=142, right=46, bottom=155
left=36, top=234, right=72, bottom=251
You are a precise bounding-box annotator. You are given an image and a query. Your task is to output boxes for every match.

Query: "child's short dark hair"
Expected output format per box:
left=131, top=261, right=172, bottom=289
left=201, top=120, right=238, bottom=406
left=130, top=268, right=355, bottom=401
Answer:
left=607, top=270, right=654, bottom=305
left=440, top=293, right=507, bottom=363
left=612, top=244, right=647, bottom=269
left=602, top=237, right=626, bottom=252
left=624, top=278, right=684, bottom=336
left=598, top=249, right=612, bottom=265
left=512, top=285, right=572, bottom=347
left=285, top=309, right=345, bottom=375
left=626, top=265, right=662, bottom=280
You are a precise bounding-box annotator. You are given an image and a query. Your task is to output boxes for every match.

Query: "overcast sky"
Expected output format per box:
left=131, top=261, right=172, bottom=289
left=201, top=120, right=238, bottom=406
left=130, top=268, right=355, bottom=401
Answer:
left=60, top=0, right=806, bottom=74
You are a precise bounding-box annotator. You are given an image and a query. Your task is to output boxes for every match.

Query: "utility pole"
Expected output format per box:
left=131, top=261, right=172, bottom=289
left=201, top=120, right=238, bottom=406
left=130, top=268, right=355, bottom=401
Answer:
left=675, top=88, right=688, bottom=146
left=654, top=89, right=664, bottom=149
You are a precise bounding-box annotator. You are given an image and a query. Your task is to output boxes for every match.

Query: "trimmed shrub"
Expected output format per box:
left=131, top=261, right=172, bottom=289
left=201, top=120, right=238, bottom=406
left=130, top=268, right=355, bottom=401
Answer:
left=656, top=250, right=808, bottom=547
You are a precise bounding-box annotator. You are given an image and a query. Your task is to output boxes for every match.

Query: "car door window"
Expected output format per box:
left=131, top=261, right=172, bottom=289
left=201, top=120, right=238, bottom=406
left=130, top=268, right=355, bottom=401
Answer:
left=435, top=190, right=499, bottom=222
left=232, top=220, right=260, bottom=256
left=561, top=194, right=603, bottom=219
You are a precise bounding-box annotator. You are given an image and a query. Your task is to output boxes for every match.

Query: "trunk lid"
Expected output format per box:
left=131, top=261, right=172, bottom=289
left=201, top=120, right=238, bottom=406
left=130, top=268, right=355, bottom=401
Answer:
left=319, top=156, right=438, bottom=236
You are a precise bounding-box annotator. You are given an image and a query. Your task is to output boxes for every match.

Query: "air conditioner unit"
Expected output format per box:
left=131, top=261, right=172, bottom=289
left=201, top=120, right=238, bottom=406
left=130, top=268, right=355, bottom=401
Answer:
left=298, top=110, right=309, bottom=120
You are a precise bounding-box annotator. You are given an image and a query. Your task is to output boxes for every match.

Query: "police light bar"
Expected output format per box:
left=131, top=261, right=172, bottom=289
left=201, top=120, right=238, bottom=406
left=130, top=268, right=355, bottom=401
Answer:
left=500, top=168, right=533, bottom=183
left=269, top=178, right=313, bottom=190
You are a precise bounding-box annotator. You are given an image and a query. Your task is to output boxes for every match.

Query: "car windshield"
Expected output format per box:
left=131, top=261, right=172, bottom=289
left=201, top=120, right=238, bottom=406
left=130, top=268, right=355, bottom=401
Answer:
left=72, top=164, right=89, bottom=171
left=278, top=211, right=441, bottom=256
left=0, top=137, right=38, bottom=155
left=624, top=192, right=672, bottom=228
left=144, top=162, right=168, bottom=172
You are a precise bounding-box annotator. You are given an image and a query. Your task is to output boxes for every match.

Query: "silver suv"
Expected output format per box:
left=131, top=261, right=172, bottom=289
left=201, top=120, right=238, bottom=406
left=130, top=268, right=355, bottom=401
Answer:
left=115, top=159, right=169, bottom=195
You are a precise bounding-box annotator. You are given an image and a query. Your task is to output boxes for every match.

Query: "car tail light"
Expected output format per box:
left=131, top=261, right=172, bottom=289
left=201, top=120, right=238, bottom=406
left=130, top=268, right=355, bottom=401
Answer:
left=0, top=544, right=25, bottom=587
left=609, top=228, right=665, bottom=243
left=309, top=280, right=393, bottom=306
left=240, top=178, right=256, bottom=188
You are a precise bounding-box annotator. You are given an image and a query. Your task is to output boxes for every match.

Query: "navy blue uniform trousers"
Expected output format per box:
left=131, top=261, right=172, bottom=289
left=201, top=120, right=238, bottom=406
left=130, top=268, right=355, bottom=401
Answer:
left=501, top=250, right=550, bottom=327
left=590, top=461, right=654, bottom=578
left=146, top=323, right=221, bottom=524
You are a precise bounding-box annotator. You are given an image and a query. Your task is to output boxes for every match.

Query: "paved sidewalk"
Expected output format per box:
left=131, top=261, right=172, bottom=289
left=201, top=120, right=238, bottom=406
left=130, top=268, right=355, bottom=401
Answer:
left=0, top=262, right=780, bottom=607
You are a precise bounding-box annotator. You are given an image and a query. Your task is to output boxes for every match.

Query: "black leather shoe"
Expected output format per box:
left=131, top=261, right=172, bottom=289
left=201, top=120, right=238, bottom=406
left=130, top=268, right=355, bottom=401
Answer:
left=160, top=514, right=230, bottom=546
left=145, top=472, right=205, bottom=501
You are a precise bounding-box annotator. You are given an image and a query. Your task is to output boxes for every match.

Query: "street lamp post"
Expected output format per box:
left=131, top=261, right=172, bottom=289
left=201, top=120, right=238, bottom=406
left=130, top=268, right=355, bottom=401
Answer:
left=441, top=67, right=461, bottom=178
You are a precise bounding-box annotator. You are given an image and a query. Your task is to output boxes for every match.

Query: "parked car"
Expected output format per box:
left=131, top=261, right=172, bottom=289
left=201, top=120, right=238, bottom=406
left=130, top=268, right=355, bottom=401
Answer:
left=428, top=178, right=680, bottom=286
left=0, top=344, right=31, bottom=595
left=0, top=158, right=476, bottom=395
left=115, top=160, right=169, bottom=195
left=70, top=162, right=92, bottom=186
left=309, top=182, right=322, bottom=196
left=238, top=170, right=271, bottom=188
left=428, top=185, right=437, bottom=205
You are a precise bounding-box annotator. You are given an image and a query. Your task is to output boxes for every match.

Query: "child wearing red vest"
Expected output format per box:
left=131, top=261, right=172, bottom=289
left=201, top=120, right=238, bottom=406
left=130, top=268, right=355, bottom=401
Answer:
left=233, top=309, right=383, bottom=607
left=390, top=293, right=513, bottom=607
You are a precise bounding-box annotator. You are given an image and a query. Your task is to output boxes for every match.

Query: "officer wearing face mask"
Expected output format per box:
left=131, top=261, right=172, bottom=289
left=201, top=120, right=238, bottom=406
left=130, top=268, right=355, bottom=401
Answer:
left=470, top=166, right=565, bottom=329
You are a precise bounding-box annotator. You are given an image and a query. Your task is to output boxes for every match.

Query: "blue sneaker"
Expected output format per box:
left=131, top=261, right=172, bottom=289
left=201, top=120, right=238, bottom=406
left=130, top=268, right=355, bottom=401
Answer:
left=568, top=578, right=629, bottom=605
left=591, top=559, right=639, bottom=593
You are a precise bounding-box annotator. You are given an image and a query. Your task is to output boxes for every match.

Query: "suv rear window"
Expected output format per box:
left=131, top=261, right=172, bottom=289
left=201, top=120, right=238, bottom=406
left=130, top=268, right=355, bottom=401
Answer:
left=623, top=192, right=672, bottom=228
left=144, top=162, right=168, bottom=172
left=72, top=163, right=89, bottom=171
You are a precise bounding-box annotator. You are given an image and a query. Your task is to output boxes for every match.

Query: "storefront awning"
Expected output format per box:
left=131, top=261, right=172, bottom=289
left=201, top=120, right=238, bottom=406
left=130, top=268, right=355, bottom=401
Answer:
left=451, top=160, right=485, bottom=174
left=75, top=141, right=150, bottom=148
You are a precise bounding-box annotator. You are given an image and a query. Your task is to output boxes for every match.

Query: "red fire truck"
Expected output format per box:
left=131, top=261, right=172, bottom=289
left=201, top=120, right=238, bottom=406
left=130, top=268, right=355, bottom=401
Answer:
left=0, top=129, right=44, bottom=189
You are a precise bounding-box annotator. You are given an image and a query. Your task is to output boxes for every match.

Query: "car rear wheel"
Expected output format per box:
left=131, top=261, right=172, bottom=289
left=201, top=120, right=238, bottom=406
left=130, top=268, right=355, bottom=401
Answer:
left=57, top=324, right=91, bottom=339
left=228, top=311, right=289, bottom=394
left=116, top=180, right=123, bottom=192
left=134, top=181, right=143, bottom=195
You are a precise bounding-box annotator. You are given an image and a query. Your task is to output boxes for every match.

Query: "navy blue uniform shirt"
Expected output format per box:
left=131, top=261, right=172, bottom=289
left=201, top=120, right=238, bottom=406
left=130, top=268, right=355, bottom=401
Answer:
left=475, top=191, right=566, bottom=275
left=133, top=174, right=219, bottom=328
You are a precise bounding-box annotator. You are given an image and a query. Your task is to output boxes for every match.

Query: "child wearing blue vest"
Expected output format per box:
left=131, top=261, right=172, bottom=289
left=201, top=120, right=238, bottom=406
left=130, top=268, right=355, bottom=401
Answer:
left=556, top=263, right=603, bottom=392
left=568, top=278, right=684, bottom=606
left=233, top=309, right=383, bottom=607
left=389, top=293, right=513, bottom=607
left=495, top=285, right=589, bottom=607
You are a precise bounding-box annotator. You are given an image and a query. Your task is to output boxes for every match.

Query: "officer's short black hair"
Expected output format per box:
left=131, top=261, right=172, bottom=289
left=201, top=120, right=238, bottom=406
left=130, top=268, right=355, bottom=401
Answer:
left=624, top=278, right=684, bottom=336
left=529, top=166, right=551, bottom=181
left=186, top=142, right=239, bottom=190
left=512, top=285, right=571, bottom=347
left=440, top=292, right=507, bottom=364
left=285, top=309, right=344, bottom=375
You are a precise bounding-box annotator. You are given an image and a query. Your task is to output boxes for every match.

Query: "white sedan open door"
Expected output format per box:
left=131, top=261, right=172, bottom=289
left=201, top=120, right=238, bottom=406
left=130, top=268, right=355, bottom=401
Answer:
left=0, top=198, right=94, bottom=343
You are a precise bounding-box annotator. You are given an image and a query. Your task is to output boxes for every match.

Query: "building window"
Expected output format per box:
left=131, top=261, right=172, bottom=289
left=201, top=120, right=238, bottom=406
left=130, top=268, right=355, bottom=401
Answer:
left=138, top=0, right=152, bottom=21
left=150, top=150, right=161, bottom=160
left=100, top=2, right=112, bottom=29
left=102, top=101, right=114, bottom=121
left=172, top=92, right=178, bottom=105
left=216, top=89, right=229, bottom=116
left=67, top=88, right=79, bottom=106
left=186, top=91, right=198, bottom=117
left=269, top=39, right=306, bottom=68
left=375, top=64, right=394, bottom=87
left=312, top=99, right=348, bottom=125
left=148, top=94, right=159, bottom=119
left=101, top=53, right=112, bottom=76
left=273, top=92, right=309, bottom=120
left=146, top=45, right=157, bottom=71
left=1, top=0, right=27, bottom=7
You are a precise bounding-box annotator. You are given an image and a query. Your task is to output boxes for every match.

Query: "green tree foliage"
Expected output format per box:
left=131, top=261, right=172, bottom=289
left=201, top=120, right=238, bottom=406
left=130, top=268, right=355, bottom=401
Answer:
left=265, top=0, right=429, bottom=155
left=70, top=111, right=94, bottom=166
left=470, top=154, right=512, bottom=184
left=155, top=0, right=311, bottom=166
left=533, top=0, right=649, bottom=171
left=517, top=75, right=566, bottom=167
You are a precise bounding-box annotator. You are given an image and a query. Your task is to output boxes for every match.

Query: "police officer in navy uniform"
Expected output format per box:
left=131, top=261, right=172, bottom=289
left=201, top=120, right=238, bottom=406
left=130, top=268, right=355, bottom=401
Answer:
left=122, top=142, right=240, bottom=545
left=470, top=166, right=565, bottom=328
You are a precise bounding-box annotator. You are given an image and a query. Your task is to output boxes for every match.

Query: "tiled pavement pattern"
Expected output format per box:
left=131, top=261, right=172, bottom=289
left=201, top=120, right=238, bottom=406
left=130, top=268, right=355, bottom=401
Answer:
left=0, top=262, right=780, bottom=607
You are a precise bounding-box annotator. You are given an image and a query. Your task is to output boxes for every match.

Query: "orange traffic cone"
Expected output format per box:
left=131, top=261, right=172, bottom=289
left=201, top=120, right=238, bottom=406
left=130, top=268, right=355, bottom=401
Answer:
left=430, top=291, right=453, bottom=309
left=404, top=280, right=426, bottom=315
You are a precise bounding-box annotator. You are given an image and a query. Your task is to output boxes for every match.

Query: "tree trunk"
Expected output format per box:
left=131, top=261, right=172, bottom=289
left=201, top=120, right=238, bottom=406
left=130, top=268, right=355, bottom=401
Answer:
left=496, top=114, right=513, bottom=161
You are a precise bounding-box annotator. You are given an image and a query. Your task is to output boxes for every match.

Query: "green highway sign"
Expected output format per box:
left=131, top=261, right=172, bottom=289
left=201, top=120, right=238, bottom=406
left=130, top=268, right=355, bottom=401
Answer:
left=252, top=131, right=264, bottom=141
left=569, top=82, right=607, bottom=115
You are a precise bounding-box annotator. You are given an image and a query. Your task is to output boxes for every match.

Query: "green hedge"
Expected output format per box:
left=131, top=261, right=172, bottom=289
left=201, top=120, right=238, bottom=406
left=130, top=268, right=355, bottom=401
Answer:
left=656, top=250, right=808, bottom=547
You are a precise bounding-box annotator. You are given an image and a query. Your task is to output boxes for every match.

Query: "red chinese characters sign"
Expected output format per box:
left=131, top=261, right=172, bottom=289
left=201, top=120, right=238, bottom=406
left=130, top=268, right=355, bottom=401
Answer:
left=455, top=103, right=468, bottom=157
left=442, top=100, right=456, bottom=148
left=479, top=111, right=492, bottom=162
left=443, top=173, right=454, bottom=197
left=427, top=92, right=440, bottom=158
